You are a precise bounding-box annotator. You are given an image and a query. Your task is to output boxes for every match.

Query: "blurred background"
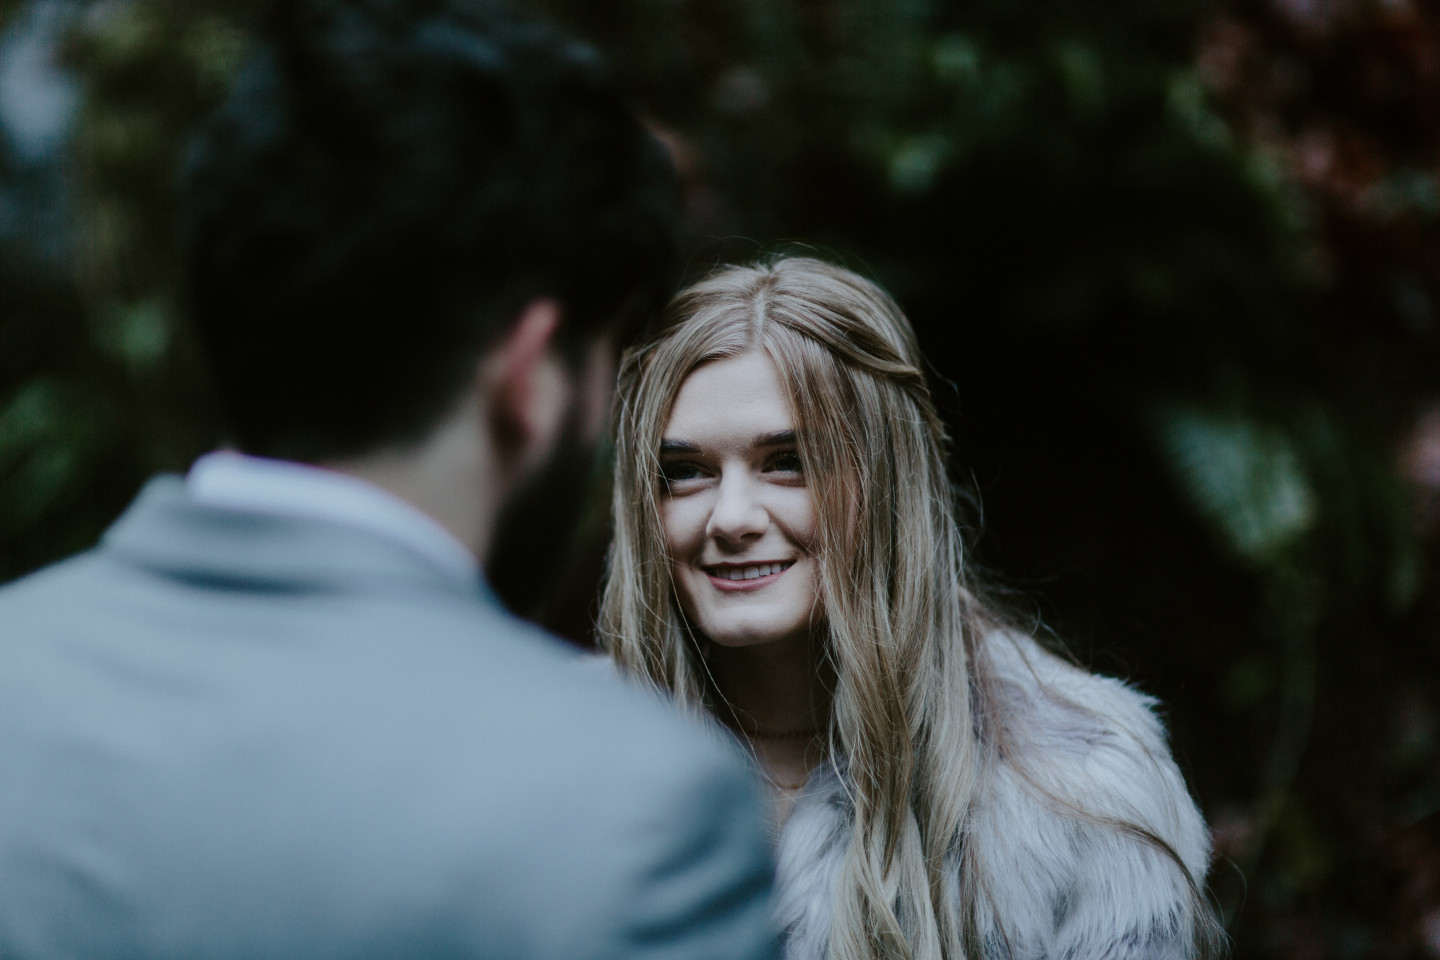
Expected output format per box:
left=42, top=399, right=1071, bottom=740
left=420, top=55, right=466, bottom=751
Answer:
left=2, top=0, right=1439, bottom=954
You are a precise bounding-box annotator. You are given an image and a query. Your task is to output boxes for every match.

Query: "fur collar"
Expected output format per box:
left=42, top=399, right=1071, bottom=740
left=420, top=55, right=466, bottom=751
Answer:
left=772, top=633, right=1211, bottom=960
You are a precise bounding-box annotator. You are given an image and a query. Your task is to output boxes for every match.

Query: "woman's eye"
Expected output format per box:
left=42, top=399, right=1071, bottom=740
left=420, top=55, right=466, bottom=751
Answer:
left=767, top=451, right=804, bottom=475
left=659, top=461, right=704, bottom=485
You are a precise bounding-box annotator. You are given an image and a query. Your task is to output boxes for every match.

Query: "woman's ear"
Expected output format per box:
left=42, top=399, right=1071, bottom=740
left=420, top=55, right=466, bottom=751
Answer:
left=483, top=298, right=570, bottom=470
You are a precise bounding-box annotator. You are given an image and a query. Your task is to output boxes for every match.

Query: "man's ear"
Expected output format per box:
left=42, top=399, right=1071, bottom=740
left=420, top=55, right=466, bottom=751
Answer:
left=483, top=299, right=569, bottom=468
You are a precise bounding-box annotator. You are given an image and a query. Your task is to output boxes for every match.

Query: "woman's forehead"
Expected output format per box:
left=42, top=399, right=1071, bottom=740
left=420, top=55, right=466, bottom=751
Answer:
left=662, top=351, right=794, bottom=443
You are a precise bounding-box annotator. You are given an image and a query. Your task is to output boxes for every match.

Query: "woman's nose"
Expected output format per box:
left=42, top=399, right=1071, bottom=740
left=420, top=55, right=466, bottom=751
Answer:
left=705, top=473, right=767, bottom=543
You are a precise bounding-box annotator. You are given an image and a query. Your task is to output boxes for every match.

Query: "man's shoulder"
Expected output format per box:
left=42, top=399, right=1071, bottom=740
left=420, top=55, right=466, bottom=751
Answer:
left=415, top=618, right=751, bottom=787
left=557, top=653, right=757, bottom=783
left=0, top=533, right=774, bottom=959
left=0, top=510, right=729, bottom=776
left=324, top=619, right=774, bottom=958
left=0, top=545, right=126, bottom=644
left=225, top=576, right=758, bottom=830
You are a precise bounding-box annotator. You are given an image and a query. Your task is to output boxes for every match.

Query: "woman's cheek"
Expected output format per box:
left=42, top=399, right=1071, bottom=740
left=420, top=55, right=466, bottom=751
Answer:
left=779, top=488, right=820, bottom=552
left=660, top=499, right=698, bottom=557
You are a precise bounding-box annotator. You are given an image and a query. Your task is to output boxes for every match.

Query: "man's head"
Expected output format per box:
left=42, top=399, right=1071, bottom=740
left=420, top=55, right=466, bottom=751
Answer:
left=182, top=0, right=678, bottom=464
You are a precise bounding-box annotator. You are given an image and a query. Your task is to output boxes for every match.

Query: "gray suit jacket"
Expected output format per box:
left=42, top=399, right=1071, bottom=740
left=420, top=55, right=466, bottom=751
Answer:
left=0, top=478, right=778, bottom=960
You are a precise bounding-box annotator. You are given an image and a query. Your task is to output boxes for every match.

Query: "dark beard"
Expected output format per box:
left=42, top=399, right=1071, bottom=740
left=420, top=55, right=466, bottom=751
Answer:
left=483, top=406, right=602, bottom=626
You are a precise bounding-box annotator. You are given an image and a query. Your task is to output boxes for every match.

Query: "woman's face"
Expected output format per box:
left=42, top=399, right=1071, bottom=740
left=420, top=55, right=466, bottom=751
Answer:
left=658, top=350, right=821, bottom=650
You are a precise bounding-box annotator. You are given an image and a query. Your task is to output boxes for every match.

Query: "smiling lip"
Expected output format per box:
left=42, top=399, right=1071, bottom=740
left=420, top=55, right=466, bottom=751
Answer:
left=703, top=560, right=796, bottom=591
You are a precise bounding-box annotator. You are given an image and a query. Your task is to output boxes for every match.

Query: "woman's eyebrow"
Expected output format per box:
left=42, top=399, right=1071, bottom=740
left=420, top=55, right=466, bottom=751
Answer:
left=659, top=431, right=796, bottom=454
left=754, top=430, right=797, bottom=447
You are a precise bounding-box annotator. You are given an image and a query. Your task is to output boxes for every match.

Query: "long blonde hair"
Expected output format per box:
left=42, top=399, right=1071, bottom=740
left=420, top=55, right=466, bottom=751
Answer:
left=600, top=256, right=1212, bottom=959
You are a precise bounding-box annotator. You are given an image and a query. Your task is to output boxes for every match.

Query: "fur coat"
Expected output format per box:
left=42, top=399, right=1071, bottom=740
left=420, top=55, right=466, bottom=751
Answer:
left=772, top=632, right=1212, bottom=960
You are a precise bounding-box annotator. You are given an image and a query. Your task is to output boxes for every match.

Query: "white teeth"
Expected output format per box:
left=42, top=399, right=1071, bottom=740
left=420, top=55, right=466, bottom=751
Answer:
left=714, top=562, right=791, bottom=581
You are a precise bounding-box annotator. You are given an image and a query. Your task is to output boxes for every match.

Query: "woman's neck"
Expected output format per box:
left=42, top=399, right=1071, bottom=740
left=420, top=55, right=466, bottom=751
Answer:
left=707, top=631, right=833, bottom=826
left=706, top=631, right=833, bottom=736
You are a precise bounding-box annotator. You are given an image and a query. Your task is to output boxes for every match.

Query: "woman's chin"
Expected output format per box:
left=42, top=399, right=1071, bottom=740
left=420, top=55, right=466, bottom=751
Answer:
left=703, top=624, right=812, bottom=651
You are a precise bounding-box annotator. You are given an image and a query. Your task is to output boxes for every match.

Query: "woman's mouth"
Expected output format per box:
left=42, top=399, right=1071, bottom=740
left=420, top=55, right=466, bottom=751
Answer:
left=703, top=560, right=796, bottom=590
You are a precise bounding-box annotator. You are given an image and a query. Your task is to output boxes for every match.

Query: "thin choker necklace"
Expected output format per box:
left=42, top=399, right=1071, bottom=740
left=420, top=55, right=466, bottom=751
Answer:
left=747, top=727, right=822, bottom=741
left=725, top=713, right=823, bottom=742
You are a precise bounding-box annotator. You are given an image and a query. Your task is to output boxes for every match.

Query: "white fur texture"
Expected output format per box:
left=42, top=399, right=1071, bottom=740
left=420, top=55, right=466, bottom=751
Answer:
left=773, top=632, right=1211, bottom=960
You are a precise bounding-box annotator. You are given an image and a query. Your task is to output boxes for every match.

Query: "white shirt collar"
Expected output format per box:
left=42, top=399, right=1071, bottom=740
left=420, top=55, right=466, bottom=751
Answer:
left=186, top=451, right=480, bottom=587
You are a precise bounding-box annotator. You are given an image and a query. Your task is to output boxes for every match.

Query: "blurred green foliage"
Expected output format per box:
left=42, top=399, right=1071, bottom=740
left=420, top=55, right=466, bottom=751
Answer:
left=3, top=0, right=1440, bottom=955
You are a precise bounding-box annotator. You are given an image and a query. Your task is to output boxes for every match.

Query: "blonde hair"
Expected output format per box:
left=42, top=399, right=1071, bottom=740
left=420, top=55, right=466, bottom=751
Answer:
left=600, top=256, right=1213, bottom=959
